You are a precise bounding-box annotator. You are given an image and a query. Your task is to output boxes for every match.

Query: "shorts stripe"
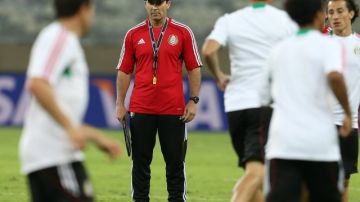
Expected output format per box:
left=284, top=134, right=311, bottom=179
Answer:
left=130, top=162, right=134, bottom=200
left=338, top=161, right=345, bottom=192
left=264, top=159, right=271, bottom=196
left=58, top=164, right=80, bottom=196
left=183, top=162, right=187, bottom=201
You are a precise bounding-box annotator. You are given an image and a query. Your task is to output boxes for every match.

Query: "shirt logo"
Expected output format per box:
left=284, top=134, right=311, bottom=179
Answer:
left=168, top=34, right=178, bottom=46
left=137, top=38, right=146, bottom=45
left=354, top=46, right=360, bottom=55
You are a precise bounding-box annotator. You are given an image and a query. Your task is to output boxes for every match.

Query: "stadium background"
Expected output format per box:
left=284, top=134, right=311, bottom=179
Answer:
left=1, top=0, right=359, bottom=130
left=0, top=0, right=360, bottom=201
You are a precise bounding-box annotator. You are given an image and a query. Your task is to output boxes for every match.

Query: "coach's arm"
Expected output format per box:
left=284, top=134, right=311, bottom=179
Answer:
left=181, top=67, right=201, bottom=123
left=116, top=71, right=131, bottom=122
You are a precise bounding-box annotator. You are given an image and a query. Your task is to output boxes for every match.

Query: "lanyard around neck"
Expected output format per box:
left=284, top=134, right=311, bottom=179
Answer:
left=148, top=18, right=168, bottom=85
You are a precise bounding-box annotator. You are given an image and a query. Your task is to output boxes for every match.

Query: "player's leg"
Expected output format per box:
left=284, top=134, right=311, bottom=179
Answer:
left=260, top=106, right=272, bottom=143
left=28, top=162, right=94, bottom=202
left=300, top=183, right=309, bottom=202
left=227, top=110, right=246, bottom=201
left=303, top=161, right=343, bottom=202
left=28, top=169, right=55, bottom=202
left=338, top=128, right=358, bottom=202
left=130, top=113, right=158, bottom=202
left=265, top=159, right=302, bottom=202
left=57, top=162, right=94, bottom=202
left=342, top=180, right=349, bottom=202
left=250, top=107, right=272, bottom=202
left=231, top=161, right=264, bottom=202
left=158, top=115, right=187, bottom=202
left=231, top=108, right=265, bottom=202
left=70, top=162, right=94, bottom=201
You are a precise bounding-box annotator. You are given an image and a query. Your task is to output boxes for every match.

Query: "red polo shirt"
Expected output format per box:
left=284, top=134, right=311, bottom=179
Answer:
left=117, top=18, right=202, bottom=115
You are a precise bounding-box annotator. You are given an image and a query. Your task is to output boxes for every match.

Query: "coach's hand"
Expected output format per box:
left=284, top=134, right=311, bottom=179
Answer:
left=116, top=104, right=127, bottom=122
left=181, top=101, right=197, bottom=123
left=340, top=115, right=352, bottom=138
left=66, top=126, right=86, bottom=150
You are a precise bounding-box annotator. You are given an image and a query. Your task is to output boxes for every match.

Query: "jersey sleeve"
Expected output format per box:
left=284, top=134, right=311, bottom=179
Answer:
left=323, top=39, right=343, bottom=74
left=182, top=26, right=203, bottom=70
left=116, top=31, right=135, bottom=74
left=27, top=29, right=73, bottom=86
left=206, top=14, right=229, bottom=46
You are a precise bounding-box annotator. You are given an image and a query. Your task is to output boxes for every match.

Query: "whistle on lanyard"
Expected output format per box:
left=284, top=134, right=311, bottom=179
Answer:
left=152, top=76, right=157, bottom=85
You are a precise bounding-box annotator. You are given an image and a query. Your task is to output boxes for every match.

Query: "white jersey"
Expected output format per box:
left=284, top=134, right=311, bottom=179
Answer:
left=20, top=22, right=89, bottom=174
left=266, top=30, right=343, bottom=161
left=206, top=3, right=297, bottom=112
left=332, top=33, right=360, bottom=128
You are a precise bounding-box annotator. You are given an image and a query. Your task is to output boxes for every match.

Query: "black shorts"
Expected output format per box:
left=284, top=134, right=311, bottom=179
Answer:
left=227, top=107, right=272, bottom=167
left=265, top=159, right=344, bottom=202
left=27, top=161, right=94, bottom=202
left=337, top=126, right=359, bottom=179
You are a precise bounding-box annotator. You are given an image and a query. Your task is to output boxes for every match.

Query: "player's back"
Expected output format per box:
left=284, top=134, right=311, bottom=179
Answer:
left=20, top=22, right=88, bottom=175
left=218, top=3, right=297, bottom=111
left=266, top=30, right=342, bottom=162
left=226, top=4, right=296, bottom=69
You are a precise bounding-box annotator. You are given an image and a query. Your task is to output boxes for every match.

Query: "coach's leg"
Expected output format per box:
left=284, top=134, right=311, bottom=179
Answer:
left=130, top=113, right=157, bottom=202
left=158, top=115, right=186, bottom=202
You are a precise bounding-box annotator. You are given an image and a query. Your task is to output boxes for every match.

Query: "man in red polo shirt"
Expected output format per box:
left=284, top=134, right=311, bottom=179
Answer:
left=115, top=0, right=202, bottom=201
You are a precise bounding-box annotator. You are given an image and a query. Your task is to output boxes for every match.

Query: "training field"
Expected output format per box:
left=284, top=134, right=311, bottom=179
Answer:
left=1, top=128, right=360, bottom=202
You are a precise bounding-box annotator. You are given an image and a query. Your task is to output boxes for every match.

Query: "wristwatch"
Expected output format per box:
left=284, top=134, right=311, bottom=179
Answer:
left=189, top=96, right=200, bottom=104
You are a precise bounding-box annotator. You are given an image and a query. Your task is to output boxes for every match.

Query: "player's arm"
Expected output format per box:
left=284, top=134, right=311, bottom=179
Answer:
left=202, top=39, right=230, bottom=91
left=116, top=71, right=131, bottom=122
left=27, top=78, right=85, bottom=148
left=79, top=124, right=121, bottom=160
left=327, top=71, right=352, bottom=137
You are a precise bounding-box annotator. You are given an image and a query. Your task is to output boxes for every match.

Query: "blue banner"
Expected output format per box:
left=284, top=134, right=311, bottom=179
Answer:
left=0, top=74, right=228, bottom=131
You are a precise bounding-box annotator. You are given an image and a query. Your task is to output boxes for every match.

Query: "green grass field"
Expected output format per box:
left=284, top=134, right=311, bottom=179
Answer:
left=1, top=127, right=360, bottom=202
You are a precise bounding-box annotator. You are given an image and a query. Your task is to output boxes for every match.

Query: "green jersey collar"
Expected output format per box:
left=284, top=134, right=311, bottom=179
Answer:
left=296, top=28, right=313, bottom=36
left=252, top=2, right=266, bottom=9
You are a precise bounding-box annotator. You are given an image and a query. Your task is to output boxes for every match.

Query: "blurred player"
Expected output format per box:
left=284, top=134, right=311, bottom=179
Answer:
left=202, top=0, right=296, bottom=201
left=19, top=0, right=121, bottom=201
left=264, top=0, right=352, bottom=201
left=327, top=0, right=360, bottom=201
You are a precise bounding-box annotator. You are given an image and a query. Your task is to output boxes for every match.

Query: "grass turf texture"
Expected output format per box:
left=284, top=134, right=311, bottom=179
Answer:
left=0, top=128, right=359, bottom=202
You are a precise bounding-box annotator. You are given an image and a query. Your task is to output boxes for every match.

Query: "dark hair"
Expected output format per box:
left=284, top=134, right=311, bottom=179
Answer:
left=54, top=0, right=91, bottom=18
left=285, top=0, right=326, bottom=26
left=145, top=0, right=169, bottom=6
left=328, top=0, right=359, bottom=23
